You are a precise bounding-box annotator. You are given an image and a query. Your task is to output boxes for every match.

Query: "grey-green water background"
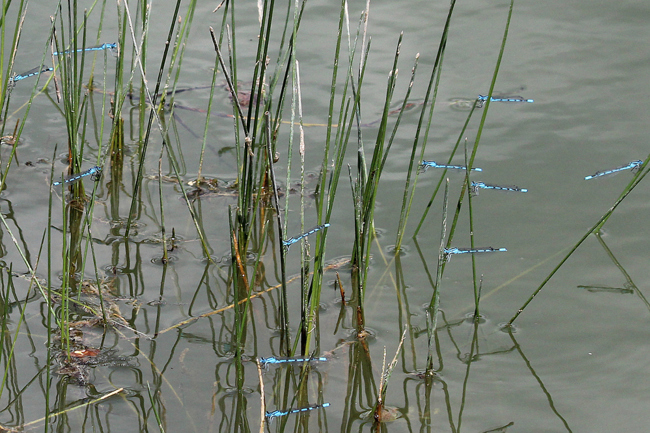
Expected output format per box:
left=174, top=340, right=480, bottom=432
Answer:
left=1, top=0, right=649, bottom=431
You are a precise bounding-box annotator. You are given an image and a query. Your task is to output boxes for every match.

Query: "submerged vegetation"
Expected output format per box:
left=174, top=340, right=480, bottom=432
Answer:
left=0, top=0, right=646, bottom=431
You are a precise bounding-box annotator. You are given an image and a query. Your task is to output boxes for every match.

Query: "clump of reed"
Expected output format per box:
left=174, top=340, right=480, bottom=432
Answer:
left=0, top=0, right=647, bottom=430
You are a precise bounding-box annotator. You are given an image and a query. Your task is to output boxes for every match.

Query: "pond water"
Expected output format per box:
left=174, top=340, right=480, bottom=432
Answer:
left=1, top=0, right=649, bottom=432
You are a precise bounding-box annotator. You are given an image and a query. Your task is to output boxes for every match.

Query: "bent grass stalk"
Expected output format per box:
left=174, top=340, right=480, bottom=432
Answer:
left=17, top=388, right=125, bottom=430
left=593, top=233, right=647, bottom=304
left=508, top=163, right=650, bottom=324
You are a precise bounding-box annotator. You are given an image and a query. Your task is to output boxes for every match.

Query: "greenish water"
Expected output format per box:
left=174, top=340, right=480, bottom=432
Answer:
left=1, top=0, right=649, bottom=432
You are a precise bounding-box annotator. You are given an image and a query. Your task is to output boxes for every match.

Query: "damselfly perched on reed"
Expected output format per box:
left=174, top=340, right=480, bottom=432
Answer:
left=52, top=166, right=102, bottom=186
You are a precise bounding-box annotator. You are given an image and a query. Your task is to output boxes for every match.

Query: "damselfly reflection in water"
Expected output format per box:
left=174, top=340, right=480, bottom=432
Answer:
left=259, top=356, right=328, bottom=367
left=584, top=160, right=643, bottom=180
left=53, top=166, right=102, bottom=186
left=477, top=94, right=534, bottom=103
left=577, top=285, right=634, bottom=295
left=477, top=94, right=534, bottom=108
left=471, top=181, right=528, bottom=195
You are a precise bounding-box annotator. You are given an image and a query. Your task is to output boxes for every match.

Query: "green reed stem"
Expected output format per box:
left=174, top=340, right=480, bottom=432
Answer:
left=299, top=0, right=367, bottom=356
left=508, top=164, right=650, bottom=325
left=208, top=27, right=250, bottom=229
left=196, top=51, right=220, bottom=181
left=468, top=0, right=514, bottom=170
left=412, top=99, right=478, bottom=237
left=0, top=18, right=59, bottom=190
left=265, top=113, right=290, bottom=351
left=355, top=34, right=401, bottom=298
left=160, top=0, right=197, bottom=112
left=398, top=0, right=457, bottom=245
left=428, top=179, right=448, bottom=317
left=348, top=9, right=370, bottom=181
left=436, top=0, right=514, bottom=264
left=246, top=0, right=275, bottom=140
left=59, top=176, right=72, bottom=356
left=268, top=1, right=305, bottom=137
left=125, top=0, right=182, bottom=237
left=122, top=0, right=211, bottom=257
left=464, top=140, right=480, bottom=314
left=236, top=0, right=278, bottom=241
left=157, top=157, right=168, bottom=264
left=0, top=0, right=29, bottom=133
left=320, top=0, right=347, bottom=197
left=389, top=52, right=422, bottom=248
left=147, top=382, right=166, bottom=433
left=289, top=60, right=309, bottom=353
left=456, top=319, right=480, bottom=431
left=43, top=159, right=58, bottom=433
left=0, top=268, right=30, bottom=401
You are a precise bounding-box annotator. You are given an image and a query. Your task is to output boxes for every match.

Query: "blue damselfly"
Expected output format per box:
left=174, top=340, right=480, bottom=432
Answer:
left=53, top=166, right=102, bottom=186
left=283, top=223, right=330, bottom=247
left=584, top=160, right=642, bottom=180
